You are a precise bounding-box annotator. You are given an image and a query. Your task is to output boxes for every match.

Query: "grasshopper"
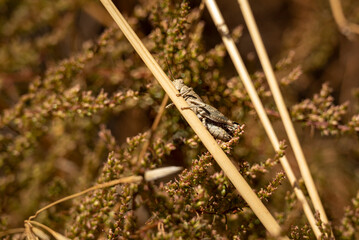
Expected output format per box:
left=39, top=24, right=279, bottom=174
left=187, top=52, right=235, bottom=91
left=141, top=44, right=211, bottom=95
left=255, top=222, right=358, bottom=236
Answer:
left=166, top=59, right=240, bottom=141
left=171, top=79, right=239, bottom=126
left=165, top=62, right=240, bottom=141
left=172, top=79, right=240, bottom=140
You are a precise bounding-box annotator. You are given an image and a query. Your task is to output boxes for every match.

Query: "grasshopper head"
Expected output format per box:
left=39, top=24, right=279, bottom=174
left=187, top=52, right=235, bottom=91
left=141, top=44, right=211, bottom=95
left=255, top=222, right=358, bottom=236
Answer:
left=172, top=79, right=184, bottom=90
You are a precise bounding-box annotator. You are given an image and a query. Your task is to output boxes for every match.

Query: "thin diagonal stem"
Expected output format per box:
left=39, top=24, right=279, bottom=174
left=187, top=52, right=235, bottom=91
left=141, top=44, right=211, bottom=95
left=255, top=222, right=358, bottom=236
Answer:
left=26, top=220, right=70, bottom=240
left=0, top=228, right=25, bottom=238
left=329, top=0, right=359, bottom=39
left=28, top=175, right=143, bottom=221
left=235, top=0, right=331, bottom=235
left=138, top=94, right=169, bottom=162
left=205, top=0, right=321, bottom=238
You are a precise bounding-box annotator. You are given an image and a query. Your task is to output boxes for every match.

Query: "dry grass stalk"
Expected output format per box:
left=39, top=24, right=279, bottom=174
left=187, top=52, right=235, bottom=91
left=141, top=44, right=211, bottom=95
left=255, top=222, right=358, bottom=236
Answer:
left=205, top=0, right=323, bottom=238
left=0, top=175, right=143, bottom=239
left=138, top=94, right=169, bottom=162
left=329, top=0, right=359, bottom=39
left=234, top=0, right=332, bottom=236
left=28, top=175, right=143, bottom=221
left=26, top=220, right=70, bottom=240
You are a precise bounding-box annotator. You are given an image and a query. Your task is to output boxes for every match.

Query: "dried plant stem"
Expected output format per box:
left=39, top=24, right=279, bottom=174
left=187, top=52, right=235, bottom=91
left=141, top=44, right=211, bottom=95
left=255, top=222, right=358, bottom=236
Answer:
left=329, top=0, right=359, bottom=39
left=138, top=94, right=169, bottom=162
left=235, top=0, right=332, bottom=235
left=0, top=228, right=25, bottom=238
left=205, top=0, right=321, bottom=238
left=26, top=220, right=70, bottom=240
left=3, top=179, right=146, bottom=240
left=99, top=0, right=286, bottom=238
left=28, top=175, right=143, bottom=221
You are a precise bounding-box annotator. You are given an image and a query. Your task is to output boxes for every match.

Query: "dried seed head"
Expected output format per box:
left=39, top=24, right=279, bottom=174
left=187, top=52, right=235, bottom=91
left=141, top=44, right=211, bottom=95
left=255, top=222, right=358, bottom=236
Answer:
left=144, top=166, right=183, bottom=181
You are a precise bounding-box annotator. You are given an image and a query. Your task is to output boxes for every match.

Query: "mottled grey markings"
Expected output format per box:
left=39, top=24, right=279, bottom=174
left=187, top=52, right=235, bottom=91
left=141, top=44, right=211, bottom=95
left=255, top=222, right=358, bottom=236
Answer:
left=168, top=78, right=240, bottom=141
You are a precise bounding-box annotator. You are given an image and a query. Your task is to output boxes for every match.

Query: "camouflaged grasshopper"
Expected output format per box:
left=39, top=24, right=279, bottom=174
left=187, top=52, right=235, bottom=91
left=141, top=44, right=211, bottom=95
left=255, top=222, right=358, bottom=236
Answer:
left=165, top=62, right=240, bottom=141
left=170, top=79, right=240, bottom=141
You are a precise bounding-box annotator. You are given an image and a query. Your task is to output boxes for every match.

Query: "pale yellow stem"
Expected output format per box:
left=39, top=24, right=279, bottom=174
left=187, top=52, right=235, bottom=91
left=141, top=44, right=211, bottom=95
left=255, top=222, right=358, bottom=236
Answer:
left=0, top=228, right=25, bottom=238
left=205, top=0, right=322, bottom=238
left=27, top=220, right=70, bottom=240
left=235, top=0, right=331, bottom=236
left=329, top=0, right=359, bottom=38
left=28, top=175, right=143, bottom=221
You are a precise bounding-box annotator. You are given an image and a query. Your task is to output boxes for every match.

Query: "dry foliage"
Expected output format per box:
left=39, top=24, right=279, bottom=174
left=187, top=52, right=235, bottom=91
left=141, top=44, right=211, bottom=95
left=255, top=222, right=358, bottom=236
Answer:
left=0, top=0, right=359, bottom=239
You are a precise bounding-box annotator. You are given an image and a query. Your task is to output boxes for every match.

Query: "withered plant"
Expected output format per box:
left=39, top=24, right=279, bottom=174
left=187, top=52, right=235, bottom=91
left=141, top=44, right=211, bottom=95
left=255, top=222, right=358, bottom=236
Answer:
left=0, top=0, right=359, bottom=239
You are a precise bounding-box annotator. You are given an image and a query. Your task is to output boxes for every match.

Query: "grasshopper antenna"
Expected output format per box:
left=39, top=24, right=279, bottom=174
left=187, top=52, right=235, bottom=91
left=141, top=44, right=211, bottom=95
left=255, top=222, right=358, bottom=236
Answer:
left=165, top=57, right=176, bottom=81
left=165, top=57, right=177, bottom=109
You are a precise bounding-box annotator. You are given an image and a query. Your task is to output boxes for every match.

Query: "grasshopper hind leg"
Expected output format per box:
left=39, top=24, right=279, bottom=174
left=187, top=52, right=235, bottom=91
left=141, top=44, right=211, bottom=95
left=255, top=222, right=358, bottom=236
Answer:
left=200, top=115, right=234, bottom=141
